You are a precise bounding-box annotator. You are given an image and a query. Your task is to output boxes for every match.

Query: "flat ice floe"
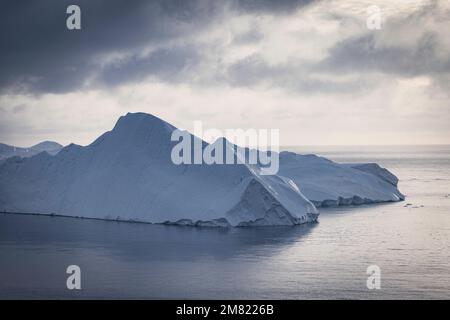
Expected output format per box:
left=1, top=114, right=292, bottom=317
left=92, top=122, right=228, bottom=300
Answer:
left=0, top=113, right=404, bottom=227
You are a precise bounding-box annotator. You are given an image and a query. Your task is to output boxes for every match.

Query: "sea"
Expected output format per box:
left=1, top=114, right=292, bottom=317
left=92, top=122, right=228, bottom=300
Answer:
left=1, top=145, right=449, bottom=299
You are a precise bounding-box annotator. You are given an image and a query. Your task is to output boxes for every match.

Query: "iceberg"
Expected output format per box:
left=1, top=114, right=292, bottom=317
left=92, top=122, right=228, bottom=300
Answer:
left=0, top=113, right=317, bottom=226
left=0, top=112, right=404, bottom=226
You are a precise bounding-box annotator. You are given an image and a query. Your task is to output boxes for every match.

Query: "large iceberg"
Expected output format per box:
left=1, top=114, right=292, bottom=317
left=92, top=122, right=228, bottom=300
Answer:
left=0, top=112, right=404, bottom=226
left=0, top=113, right=317, bottom=227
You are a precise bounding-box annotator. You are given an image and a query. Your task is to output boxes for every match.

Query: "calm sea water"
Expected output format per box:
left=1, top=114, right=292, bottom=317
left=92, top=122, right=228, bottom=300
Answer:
left=1, top=145, right=449, bottom=299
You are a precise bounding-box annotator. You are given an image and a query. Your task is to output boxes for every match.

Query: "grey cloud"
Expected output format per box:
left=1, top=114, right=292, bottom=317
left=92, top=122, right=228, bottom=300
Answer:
left=319, top=1, right=450, bottom=90
left=224, top=55, right=374, bottom=94
left=0, top=0, right=313, bottom=94
left=12, top=104, right=28, bottom=114
left=322, top=32, right=450, bottom=77
left=95, top=46, right=202, bottom=87
left=232, top=29, right=265, bottom=45
left=0, top=0, right=215, bottom=93
left=233, top=0, right=313, bottom=14
left=2, top=0, right=448, bottom=96
left=96, top=44, right=372, bottom=94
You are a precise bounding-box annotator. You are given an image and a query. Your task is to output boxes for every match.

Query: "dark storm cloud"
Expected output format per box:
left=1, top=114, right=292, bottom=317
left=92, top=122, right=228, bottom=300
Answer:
left=0, top=0, right=221, bottom=93
left=0, top=0, right=313, bottom=94
left=95, top=46, right=202, bottom=87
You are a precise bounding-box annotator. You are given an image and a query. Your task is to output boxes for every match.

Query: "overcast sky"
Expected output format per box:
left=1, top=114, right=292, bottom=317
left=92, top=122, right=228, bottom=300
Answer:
left=0, top=0, right=449, bottom=147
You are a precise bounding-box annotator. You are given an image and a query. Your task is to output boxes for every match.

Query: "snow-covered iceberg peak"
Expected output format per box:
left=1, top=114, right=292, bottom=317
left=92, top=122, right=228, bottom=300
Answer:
left=111, top=112, right=176, bottom=138
left=90, top=112, right=176, bottom=150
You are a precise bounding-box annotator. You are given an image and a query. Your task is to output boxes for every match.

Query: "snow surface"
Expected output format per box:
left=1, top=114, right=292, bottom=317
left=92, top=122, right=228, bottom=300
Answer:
left=0, top=112, right=404, bottom=226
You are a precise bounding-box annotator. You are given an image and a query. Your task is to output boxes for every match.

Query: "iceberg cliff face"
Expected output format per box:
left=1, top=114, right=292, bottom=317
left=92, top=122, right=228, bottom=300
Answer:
left=0, top=113, right=318, bottom=226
